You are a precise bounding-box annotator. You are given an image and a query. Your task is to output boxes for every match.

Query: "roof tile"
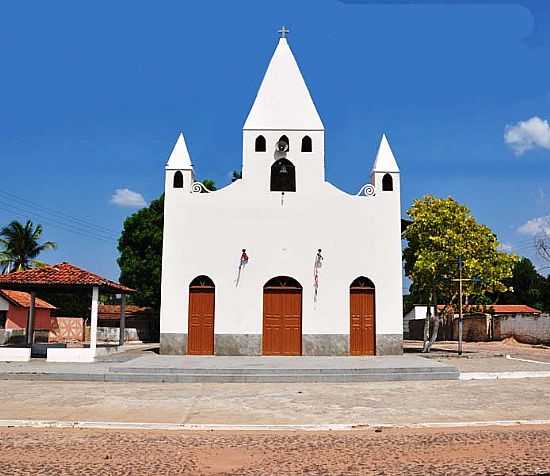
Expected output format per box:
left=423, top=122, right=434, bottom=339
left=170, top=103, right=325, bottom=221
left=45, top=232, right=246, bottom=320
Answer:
left=0, top=262, right=134, bottom=293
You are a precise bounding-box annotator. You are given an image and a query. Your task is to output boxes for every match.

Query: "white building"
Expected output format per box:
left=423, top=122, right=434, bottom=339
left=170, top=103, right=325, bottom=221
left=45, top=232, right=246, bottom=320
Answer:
left=403, top=305, right=433, bottom=339
left=159, top=33, right=403, bottom=356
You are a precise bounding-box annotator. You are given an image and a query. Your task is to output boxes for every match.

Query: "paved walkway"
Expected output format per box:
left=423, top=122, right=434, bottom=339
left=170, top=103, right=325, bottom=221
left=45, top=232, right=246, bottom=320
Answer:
left=0, top=353, right=459, bottom=382
left=5, top=347, right=550, bottom=382
left=2, top=377, right=550, bottom=426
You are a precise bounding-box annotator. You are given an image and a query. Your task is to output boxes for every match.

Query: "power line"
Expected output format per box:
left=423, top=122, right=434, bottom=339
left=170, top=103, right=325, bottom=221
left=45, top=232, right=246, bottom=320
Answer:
left=0, top=203, right=115, bottom=244
left=0, top=189, right=120, bottom=237
left=0, top=198, right=117, bottom=241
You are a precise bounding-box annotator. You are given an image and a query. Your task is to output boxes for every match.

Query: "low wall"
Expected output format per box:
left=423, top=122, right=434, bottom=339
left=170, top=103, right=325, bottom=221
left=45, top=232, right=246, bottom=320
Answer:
left=495, top=313, right=550, bottom=345
left=49, top=317, right=85, bottom=343
left=97, top=327, right=142, bottom=343
left=95, top=317, right=158, bottom=342
left=407, top=313, right=550, bottom=345
left=0, top=329, right=26, bottom=345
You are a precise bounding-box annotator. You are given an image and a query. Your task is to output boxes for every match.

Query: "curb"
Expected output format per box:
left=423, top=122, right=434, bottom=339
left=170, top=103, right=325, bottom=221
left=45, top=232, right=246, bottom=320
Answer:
left=1, top=419, right=550, bottom=432
left=460, top=371, right=550, bottom=380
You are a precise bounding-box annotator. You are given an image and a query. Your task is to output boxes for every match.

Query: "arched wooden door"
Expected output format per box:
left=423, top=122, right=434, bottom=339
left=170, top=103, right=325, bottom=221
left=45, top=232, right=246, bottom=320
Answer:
left=263, top=276, right=302, bottom=355
left=188, top=276, right=215, bottom=355
left=350, top=277, right=376, bottom=355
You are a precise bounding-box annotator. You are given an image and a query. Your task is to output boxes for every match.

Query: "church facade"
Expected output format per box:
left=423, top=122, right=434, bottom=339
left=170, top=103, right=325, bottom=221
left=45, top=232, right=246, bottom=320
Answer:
left=159, top=35, right=403, bottom=356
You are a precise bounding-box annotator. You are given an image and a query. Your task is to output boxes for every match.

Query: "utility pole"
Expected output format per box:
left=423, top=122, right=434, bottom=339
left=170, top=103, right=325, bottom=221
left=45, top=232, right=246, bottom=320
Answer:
left=458, top=257, right=464, bottom=356
left=452, top=257, right=471, bottom=356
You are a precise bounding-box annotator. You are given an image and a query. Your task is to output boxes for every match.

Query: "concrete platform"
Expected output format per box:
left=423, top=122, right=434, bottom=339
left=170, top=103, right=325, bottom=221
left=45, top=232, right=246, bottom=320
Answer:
left=107, top=355, right=459, bottom=383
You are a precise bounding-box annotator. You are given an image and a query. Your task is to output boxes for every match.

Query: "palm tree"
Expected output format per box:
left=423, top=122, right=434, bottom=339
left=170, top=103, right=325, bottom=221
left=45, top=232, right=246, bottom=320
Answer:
left=0, top=220, right=57, bottom=273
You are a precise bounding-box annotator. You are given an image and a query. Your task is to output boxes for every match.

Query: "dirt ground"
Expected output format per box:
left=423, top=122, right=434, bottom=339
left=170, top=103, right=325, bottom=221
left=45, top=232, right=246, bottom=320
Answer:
left=405, top=338, right=550, bottom=361
left=2, top=426, right=550, bottom=475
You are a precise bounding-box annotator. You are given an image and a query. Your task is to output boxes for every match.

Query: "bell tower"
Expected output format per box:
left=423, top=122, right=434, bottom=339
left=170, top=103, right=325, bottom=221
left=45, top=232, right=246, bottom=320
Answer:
left=165, top=132, right=194, bottom=194
left=242, top=29, right=325, bottom=193
left=371, top=133, right=401, bottom=204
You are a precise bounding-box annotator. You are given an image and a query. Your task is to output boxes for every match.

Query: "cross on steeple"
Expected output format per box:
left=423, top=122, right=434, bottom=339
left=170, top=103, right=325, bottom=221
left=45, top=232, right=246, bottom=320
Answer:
left=278, top=26, right=289, bottom=38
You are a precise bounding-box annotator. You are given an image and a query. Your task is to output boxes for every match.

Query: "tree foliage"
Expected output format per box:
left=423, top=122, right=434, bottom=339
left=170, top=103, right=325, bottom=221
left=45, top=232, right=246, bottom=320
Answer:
left=403, top=195, right=517, bottom=350
left=0, top=220, right=56, bottom=272
left=117, top=195, right=164, bottom=310
left=201, top=179, right=217, bottom=192
left=495, top=257, right=550, bottom=312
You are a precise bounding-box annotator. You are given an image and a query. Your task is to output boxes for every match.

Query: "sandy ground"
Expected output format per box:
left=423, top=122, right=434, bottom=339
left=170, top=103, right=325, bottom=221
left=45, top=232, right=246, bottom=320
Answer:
left=2, top=426, right=550, bottom=475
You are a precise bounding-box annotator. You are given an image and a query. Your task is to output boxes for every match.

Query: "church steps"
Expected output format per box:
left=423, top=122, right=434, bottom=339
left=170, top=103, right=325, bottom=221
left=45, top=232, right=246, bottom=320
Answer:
left=102, top=370, right=459, bottom=383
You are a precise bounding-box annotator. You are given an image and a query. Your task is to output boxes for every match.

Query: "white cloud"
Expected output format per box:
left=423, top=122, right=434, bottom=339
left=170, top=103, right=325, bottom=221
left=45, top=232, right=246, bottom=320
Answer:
left=498, top=243, right=513, bottom=252
left=504, top=116, right=550, bottom=155
left=517, top=215, right=550, bottom=236
left=110, top=188, right=147, bottom=208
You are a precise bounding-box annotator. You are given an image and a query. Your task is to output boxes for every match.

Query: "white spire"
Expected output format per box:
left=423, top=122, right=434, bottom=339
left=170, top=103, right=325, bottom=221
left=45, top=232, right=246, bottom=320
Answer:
left=372, top=134, right=399, bottom=173
left=166, top=132, right=193, bottom=170
left=243, top=37, right=324, bottom=131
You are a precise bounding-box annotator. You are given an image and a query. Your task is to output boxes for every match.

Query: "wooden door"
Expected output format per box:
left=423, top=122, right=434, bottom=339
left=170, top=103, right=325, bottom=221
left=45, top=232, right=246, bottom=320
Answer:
left=350, top=287, right=375, bottom=355
left=263, top=287, right=302, bottom=355
left=188, top=287, right=215, bottom=355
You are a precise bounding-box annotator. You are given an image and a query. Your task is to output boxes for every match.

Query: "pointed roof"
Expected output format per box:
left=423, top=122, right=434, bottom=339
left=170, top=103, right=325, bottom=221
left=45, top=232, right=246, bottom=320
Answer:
left=372, top=134, right=399, bottom=173
left=166, top=133, right=192, bottom=170
left=243, top=38, right=324, bottom=131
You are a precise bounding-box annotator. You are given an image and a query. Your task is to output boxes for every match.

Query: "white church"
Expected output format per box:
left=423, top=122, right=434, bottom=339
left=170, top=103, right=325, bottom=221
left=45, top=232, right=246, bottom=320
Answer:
left=160, top=32, right=403, bottom=356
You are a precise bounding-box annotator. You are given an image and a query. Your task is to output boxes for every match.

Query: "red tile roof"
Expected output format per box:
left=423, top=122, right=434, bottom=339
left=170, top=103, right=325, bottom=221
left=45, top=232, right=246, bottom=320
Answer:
left=0, top=290, right=56, bottom=310
left=437, top=304, right=541, bottom=315
left=488, top=304, right=541, bottom=314
left=98, top=304, right=153, bottom=320
left=0, top=262, right=134, bottom=293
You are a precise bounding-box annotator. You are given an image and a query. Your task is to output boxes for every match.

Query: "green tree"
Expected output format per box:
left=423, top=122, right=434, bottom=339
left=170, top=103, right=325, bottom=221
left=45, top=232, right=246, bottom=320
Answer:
left=495, top=257, right=544, bottom=310
left=201, top=179, right=217, bottom=192
left=231, top=170, right=242, bottom=182
left=0, top=220, right=56, bottom=272
left=117, top=195, right=164, bottom=310
left=403, top=195, right=517, bottom=352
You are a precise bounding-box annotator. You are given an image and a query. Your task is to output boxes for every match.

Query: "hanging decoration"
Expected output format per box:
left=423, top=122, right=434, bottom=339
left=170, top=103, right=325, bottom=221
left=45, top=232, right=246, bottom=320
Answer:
left=313, top=249, right=323, bottom=303
left=281, top=191, right=285, bottom=207
left=235, top=249, right=249, bottom=287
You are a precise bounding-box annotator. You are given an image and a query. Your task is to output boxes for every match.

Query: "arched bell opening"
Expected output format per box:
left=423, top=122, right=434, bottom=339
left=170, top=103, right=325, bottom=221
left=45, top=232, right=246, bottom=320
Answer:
left=173, top=171, right=184, bottom=189
left=382, top=173, right=393, bottom=192
left=270, top=158, right=296, bottom=192
left=255, top=135, right=266, bottom=152
left=301, top=135, right=312, bottom=152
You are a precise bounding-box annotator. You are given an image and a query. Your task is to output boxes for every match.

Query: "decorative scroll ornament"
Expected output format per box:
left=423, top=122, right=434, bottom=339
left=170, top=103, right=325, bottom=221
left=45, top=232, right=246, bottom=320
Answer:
left=235, top=249, right=249, bottom=287
left=313, top=249, right=323, bottom=303
left=356, top=184, right=375, bottom=197
left=191, top=182, right=212, bottom=193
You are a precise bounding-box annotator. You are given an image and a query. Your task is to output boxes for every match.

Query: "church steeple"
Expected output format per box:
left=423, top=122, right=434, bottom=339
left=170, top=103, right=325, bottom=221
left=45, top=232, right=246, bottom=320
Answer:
left=243, top=35, right=324, bottom=131
left=242, top=31, right=326, bottom=192
left=166, top=132, right=193, bottom=170
left=165, top=132, right=194, bottom=193
left=372, top=134, right=399, bottom=173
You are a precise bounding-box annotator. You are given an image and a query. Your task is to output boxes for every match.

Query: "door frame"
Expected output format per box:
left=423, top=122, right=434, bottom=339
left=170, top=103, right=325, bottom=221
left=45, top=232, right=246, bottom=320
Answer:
left=187, top=275, right=215, bottom=355
left=262, top=276, right=303, bottom=356
left=349, top=276, right=376, bottom=356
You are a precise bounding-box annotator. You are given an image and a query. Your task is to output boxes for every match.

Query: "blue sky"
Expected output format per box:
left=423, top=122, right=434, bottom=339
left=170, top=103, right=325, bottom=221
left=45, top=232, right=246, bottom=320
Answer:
left=1, top=0, right=549, bottom=281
